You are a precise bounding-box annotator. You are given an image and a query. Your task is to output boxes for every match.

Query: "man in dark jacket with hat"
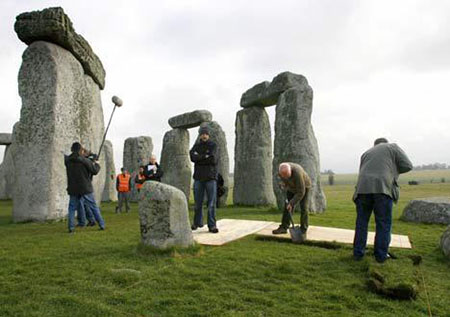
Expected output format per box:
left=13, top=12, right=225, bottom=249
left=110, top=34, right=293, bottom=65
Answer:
left=189, top=126, right=219, bottom=233
left=353, top=138, right=412, bottom=262
left=65, top=142, right=105, bottom=233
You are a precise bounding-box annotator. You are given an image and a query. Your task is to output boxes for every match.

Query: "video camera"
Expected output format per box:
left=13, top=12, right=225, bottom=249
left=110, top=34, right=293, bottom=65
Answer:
left=83, top=149, right=98, bottom=161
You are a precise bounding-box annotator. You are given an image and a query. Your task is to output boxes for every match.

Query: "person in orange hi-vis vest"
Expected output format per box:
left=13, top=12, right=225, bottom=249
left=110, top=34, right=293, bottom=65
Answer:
left=135, top=166, right=146, bottom=193
left=115, top=167, right=131, bottom=213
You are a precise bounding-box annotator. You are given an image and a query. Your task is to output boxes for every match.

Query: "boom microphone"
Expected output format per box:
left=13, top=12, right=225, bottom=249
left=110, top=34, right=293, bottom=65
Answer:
left=97, top=95, right=123, bottom=158
left=112, top=96, right=123, bottom=107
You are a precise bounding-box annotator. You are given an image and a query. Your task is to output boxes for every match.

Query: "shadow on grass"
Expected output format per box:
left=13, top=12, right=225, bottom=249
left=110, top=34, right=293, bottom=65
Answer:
left=0, top=215, right=13, bottom=226
left=135, top=242, right=204, bottom=259
left=254, top=235, right=346, bottom=250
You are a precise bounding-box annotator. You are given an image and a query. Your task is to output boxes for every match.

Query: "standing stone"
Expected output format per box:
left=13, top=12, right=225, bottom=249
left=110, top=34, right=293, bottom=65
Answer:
left=101, top=140, right=117, bottom=202
left=168, top=110, right=212, bottom=129
left=0, top=145, right=14, bottom=200
left=234, top=107, right=276, bottom=206
left=160, top=129, right=191, bottom=200
left=0, top=124, right=19, bottom=200
left=123, top=136, right=153, bottom=201
left=273, top=86, right=326, bottom=213
left=196, top=121, right=230, bottom=207
left=139, top=181, right=194, bottom=249
left=12, top=41, right=105, bottom=222
left=401, top=198, right=450, bottom=224
left=440, top=225, right=450, bottom=258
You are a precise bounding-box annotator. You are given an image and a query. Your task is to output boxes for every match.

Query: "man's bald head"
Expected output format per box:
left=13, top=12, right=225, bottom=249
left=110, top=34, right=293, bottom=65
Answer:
left=279, top=163, right=292, bottom=179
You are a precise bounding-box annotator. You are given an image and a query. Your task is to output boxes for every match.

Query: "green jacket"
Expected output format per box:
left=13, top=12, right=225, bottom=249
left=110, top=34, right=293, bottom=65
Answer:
left=353, top=143, right=413, bottom=203
left=279, top=163, right=312, bottom=207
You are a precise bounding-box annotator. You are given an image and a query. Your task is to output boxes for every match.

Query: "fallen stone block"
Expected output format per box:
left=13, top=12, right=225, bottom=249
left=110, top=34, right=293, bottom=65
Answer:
left=401, top=198, right=450, bottom=224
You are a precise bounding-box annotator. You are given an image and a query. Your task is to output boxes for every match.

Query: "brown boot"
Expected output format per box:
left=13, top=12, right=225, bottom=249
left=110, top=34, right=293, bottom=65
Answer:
left=272, top=226, right=287, bottom=234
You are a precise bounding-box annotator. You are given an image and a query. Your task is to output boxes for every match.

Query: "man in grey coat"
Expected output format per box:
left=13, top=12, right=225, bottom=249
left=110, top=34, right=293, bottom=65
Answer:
left=353, top=138, right=413, bottom=262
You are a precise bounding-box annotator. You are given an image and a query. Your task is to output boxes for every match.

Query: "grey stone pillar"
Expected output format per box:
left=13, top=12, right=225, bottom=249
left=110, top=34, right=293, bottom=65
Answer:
left=273, top=86, right=326, bottom=213
left=233, top=107, right=276, bottom=206
left=160, top=129, right=192, bottom=200
left=0, top=144, right=13, bottom=200
left=101, top=140, right=117, bottom=202
left=12, top=41, right=105, bottom=222
left=123, top=136, right=153, bottom=201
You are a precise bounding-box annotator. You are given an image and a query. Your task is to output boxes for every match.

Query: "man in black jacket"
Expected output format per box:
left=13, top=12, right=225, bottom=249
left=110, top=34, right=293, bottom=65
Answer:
left=65, top=142, right=105, bottom=233
left=189, top=126, right=219, bottom=233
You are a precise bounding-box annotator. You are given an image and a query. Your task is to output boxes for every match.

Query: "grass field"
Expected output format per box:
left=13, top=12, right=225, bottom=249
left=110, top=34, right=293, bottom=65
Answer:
left=321, top=169, right=450, bottom=186
left=0, top=184, right=449, bottom=316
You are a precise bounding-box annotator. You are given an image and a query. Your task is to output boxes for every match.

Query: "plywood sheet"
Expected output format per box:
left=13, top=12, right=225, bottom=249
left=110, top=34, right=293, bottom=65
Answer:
left=192, top=219, right=275, bottom=246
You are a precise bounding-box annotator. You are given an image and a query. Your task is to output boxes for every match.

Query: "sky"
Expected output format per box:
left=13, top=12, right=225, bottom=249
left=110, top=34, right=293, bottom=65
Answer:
left=1, top=0, right=450, bottom=173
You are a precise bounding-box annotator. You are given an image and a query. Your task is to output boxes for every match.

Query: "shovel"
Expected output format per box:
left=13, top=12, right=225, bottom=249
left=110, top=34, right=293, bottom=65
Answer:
left=288, top=206, right=307, bottom=244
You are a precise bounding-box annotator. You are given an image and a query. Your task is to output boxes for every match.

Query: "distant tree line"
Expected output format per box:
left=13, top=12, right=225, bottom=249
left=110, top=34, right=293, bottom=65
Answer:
left=413, top=163, right=450, bottom=170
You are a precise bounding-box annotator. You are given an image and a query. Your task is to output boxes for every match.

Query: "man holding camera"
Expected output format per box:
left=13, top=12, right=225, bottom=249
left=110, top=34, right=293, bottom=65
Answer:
left=65, top=142, right=105, bottom=233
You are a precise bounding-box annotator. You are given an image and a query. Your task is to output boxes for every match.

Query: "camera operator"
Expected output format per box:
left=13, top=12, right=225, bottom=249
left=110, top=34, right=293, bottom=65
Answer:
left=65, top=142, right=105, bottom=233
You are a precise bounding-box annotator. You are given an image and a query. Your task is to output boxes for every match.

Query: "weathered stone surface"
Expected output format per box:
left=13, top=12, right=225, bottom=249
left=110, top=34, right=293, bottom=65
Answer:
left=234, top=107, right=276, bottom=206
left=160, top=129, right=191, bottom=200
left=0, top=133, right=12, bottom=145
left=273, top=86, right=327, bottom=213
left=12, top=41, right=105, bottom=222
left=240, top=81, right=271, bottom=108
left=239, top=72, right=310, bottom=108
left=168, top=110, right=212, bottom=129
left=440, top=225, right=450, bottom=258
left=15, top=7, right=105, bottom=89
left=196, top=121, right=230, bottom=207
left=123, top=136, right=153, bottom=201
left=139, top=181, right=194, bottom=249
left=101, top=140, right=117, bottom=202
left=0, top=123, right=19, bottom=200
left=265, top=72, right=309, bottom=105
left=0, top=145, right=14, bottom=200
left=401, top=198, right=450, bottom=224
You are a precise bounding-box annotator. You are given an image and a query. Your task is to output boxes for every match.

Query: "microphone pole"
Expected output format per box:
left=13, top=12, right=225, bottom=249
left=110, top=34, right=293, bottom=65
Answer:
left=97, top=96, right=123, bottom=159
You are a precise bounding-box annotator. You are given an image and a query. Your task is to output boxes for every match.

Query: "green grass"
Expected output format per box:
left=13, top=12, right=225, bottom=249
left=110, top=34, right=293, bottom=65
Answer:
left=0, top=184, right=449, bottom=316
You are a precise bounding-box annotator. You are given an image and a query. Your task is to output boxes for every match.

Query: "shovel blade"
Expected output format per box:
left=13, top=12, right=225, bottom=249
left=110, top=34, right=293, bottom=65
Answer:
left=289, top=226, right=307, bottom=244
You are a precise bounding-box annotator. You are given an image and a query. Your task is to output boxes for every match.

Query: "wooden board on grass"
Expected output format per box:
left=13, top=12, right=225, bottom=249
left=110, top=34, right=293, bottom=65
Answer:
left=192, top=219, right=276, bottom=246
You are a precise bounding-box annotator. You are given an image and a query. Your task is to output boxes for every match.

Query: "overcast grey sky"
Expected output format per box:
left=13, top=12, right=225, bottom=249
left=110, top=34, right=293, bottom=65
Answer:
left=1, top=0, right=450, bottom=173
